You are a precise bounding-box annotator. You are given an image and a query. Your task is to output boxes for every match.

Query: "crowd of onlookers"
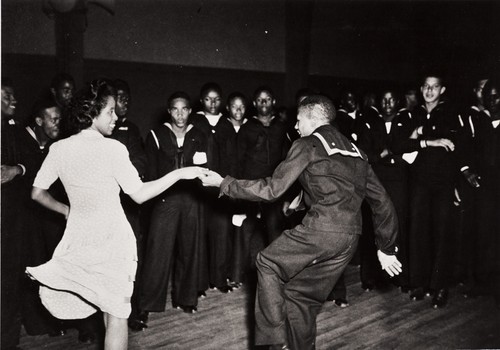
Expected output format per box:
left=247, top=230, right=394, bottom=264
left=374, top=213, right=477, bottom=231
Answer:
left=2, top=71, right=499, bottom=349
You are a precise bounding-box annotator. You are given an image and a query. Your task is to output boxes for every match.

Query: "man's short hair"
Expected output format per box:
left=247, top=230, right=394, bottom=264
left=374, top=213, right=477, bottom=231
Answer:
left=113, top=79, right=130, bottom=95
left=298, top=94, right=336, bottom=123
left=227, top=91, right=246, bottom=105
left=168, top=91, right=191, bottom=108
left=420, top=70, right=446, bottom=86
left=50, top=73, right=75, bottom=89
left=200, top=82, right=222, bottom=98
left=31, top=97, right=59, bottom=123
left=253, top=85, right=274, bottom=101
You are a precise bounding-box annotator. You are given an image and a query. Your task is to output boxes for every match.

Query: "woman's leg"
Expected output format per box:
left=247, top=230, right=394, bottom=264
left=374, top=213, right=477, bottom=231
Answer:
left=103, top=313, right=128, bottom=350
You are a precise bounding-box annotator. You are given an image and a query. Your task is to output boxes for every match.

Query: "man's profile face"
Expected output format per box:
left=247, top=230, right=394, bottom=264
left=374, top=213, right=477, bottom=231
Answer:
left=421, top=77, right=445, bottom=104
left=115, top=89, right=130, bottom=118
left=52, top=80, right=74, bottom=107
left=295, top=107, right=316, bottom=137
left=1, top=86, right=16, bottom=117
left=37, top=106, right=61, bottom=140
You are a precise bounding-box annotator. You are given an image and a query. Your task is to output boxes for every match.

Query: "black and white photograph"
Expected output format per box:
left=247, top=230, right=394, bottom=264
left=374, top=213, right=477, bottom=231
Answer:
left=2, top=0, right=500, bottom=349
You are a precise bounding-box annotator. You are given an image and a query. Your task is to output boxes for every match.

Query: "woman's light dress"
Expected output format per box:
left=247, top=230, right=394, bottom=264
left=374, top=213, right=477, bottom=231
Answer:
left=26, top=129, right=143, bottom=319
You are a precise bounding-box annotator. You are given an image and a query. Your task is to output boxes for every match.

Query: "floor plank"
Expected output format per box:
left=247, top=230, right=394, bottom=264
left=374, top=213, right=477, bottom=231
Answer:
left=19, top=265, right=500, bottom=349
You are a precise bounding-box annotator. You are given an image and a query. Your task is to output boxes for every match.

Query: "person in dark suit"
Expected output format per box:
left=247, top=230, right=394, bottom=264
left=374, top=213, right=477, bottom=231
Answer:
left=106, top=79, right=148, bottom=332
left=18, top=98, right=67, bottom=338
left=357, top=89, right=411, bottom=292
left=190, top=82, right=234, bottom=294
left=201, top=94, right=401, bottom=350
left=392, top=74, right=469, bottom=308
left=214, top=92, right=249, bottom=286
left=237, top=86, right=290, bottom=245
left=49, top=73, right=75, bottom=138
left=108, top=79, right=147, bottom=240
left=463, top=77, right=500, bottom=306
left=136, top=92, right=208, bottom=326
left=1, top=77, right=26, bottom=350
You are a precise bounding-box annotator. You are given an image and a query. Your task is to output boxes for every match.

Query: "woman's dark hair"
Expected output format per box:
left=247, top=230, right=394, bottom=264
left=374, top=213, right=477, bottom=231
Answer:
left=67, top=79, right=116, bottom=135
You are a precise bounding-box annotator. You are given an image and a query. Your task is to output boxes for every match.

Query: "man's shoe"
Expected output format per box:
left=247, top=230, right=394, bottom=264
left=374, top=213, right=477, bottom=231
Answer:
left=218, top=285, right=233, bottom=293
left=47, top=328, right=66, bottom=337
left=173, top=302, right=197, bottom=314
left=410, top=287, right=425, bottom=301
left=432, top=288, right=448, bottom=308
left=129, top=310, right=149, bottom=331
left=269, top=344, right=290, bottom=350
left=361, top=282, right=375, bottom=292
left=334, top=298, right=349, bottom=308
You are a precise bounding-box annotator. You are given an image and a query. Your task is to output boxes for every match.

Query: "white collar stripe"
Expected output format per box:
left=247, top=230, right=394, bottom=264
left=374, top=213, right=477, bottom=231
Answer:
left=313, top=132, right=364, bottom=159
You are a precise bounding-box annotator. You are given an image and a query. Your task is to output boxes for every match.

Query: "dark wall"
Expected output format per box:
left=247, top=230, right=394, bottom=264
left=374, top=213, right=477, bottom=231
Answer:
left=3, top=1, right=499, bottom=136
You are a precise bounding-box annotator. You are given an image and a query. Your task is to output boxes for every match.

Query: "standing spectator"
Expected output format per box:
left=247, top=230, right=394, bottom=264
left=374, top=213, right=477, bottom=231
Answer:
left=108, top=79, right=147, bottom=240
left=107, top=79, right=148, bottom=331
left=401, top=88, right=419, bottom=113
left=454, top=77, right=487, bottom=290
left=49, top=73, right=75, bottom=138
left=392, top=73, right=467, bottom=308
left=50, top=73, right=75, bottom=109
left=358, top=89, right=411, bottom=292
left=136, top=91, right=208, bottom=326
left=19, top=98, right=67, bottom=338
left=464, top=77, right=500, bottom=305
left=237, top=86, right=290, bottom=244
left=214, top=92, right=249, bottom=286
left=1, top=77, right=26, bottom=350
left=334, top=88, right=364, bottom=143
left=191, top=82, right=234, bottom=294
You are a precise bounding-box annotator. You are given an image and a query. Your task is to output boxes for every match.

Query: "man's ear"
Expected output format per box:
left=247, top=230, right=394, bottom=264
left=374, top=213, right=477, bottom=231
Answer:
left=440, top=86, right=446, bottom=95
left=50, top=88, right=56, bottom=96
left=272, top=99, right=276, bottom=106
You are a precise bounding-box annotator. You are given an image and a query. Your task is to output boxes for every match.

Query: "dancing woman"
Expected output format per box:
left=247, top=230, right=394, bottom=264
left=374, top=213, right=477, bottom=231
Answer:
left=26, top=79, right=205, bottom=349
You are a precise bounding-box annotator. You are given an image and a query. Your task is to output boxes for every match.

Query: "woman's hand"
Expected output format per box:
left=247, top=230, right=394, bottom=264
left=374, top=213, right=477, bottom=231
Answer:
left=179, top=166, right=208, bottom=180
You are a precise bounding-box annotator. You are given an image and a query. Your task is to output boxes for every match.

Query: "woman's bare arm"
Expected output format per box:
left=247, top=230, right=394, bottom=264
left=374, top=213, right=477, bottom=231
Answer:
left=32, top=187, right=70, bottom=219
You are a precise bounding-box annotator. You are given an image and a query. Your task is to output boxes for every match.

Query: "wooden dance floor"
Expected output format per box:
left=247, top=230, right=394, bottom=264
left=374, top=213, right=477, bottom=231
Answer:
left=19, top=263, right=500, bottom=350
